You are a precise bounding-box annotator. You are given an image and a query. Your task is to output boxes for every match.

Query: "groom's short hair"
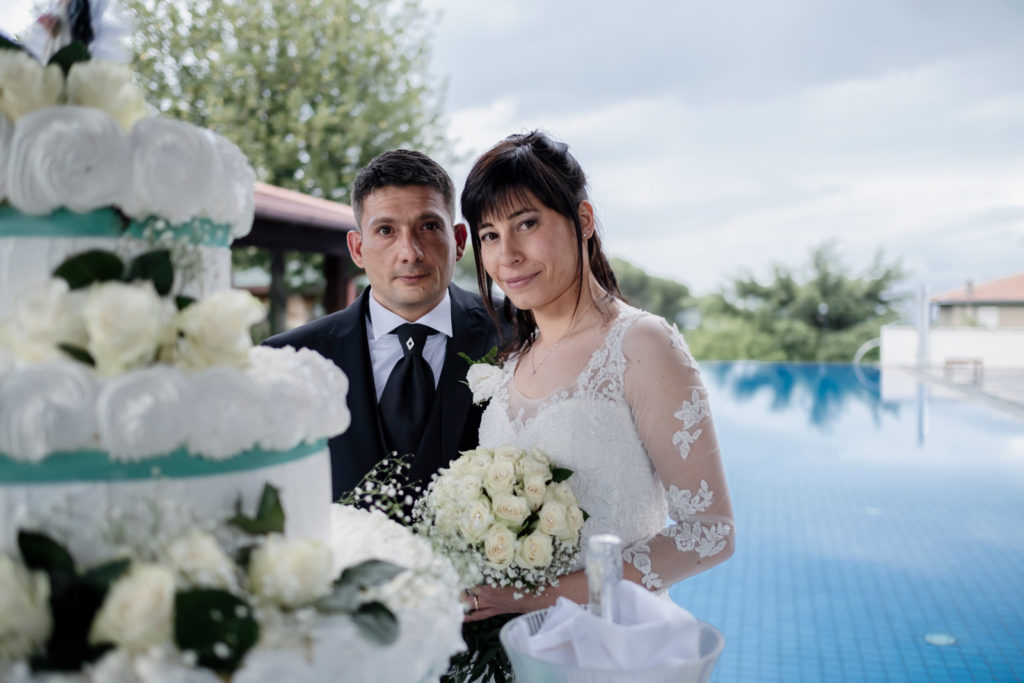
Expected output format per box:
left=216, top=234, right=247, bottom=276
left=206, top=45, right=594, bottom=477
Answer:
left=351, top=150, right=456, bottom=229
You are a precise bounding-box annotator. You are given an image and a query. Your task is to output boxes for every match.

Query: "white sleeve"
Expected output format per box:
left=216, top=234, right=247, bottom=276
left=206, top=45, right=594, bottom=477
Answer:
left=620, top=314, right=735, bottom=589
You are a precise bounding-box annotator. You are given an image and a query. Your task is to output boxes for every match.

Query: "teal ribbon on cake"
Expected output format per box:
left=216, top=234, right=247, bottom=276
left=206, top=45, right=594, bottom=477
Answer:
left=0, top=439, right=326, bottom=483
left=0, top=207, right=232, bottom=247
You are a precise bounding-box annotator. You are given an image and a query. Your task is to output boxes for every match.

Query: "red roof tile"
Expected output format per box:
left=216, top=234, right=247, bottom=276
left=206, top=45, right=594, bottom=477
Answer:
left=932, top=272, right=1024, bottom=304
left=254, top=182, right=355, bottom=232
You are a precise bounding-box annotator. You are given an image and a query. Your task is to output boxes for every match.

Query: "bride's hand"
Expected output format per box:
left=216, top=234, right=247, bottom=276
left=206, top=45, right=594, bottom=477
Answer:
left=463, top=584, right=546, bottom=622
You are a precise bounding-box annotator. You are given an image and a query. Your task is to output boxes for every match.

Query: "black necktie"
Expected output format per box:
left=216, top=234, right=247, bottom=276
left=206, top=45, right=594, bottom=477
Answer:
left=379, top=323, right=436, bottom=456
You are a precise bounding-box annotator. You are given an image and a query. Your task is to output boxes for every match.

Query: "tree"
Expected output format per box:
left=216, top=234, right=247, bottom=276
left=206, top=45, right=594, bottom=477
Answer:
left=610, top=257, right=694, bottom=325
left=124, top=0, right=447, bottom=281
left=687, top=244, right=906, bottom=362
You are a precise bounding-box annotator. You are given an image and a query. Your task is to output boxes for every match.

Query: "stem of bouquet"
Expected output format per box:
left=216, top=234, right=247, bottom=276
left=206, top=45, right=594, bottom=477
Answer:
left=442, top=614, right=516, bottom=683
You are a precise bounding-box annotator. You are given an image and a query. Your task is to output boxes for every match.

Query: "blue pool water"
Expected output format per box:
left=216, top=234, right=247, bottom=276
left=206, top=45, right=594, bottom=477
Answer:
left=669, top=362, right=1024, bottom=682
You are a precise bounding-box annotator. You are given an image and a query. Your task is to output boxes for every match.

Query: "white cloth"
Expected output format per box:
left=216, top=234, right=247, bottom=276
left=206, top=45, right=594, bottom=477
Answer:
left=366, top=291, right=451, bottom=400
left=513, top=580, right=700, bottom=669
left=478, top=304, right=734, bottom=590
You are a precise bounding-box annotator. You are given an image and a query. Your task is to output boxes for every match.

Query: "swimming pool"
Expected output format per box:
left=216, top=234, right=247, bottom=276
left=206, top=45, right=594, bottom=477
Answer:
left=669, top=362, right=1024, bottom=682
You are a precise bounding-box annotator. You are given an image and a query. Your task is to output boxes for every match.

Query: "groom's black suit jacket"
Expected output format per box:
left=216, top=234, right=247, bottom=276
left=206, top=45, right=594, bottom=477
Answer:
left=263, top=284, right=501, bottom=500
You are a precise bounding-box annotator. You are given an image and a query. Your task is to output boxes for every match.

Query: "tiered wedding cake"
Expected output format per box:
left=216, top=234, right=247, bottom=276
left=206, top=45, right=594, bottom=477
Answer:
left=0, top=5, right=463, bottom=681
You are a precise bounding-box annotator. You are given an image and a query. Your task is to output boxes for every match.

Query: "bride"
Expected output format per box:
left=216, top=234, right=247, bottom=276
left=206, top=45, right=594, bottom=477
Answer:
left=460, top=131, right=735, bottom=621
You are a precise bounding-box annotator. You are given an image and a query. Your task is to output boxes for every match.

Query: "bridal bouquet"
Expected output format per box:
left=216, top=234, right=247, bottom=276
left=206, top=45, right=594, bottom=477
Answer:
left=414, top=445, right=586, bottom=596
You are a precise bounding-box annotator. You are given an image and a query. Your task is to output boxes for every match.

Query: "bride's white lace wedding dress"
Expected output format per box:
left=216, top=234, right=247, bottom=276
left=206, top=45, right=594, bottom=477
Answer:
left=478, top=304, right=734, bottom=590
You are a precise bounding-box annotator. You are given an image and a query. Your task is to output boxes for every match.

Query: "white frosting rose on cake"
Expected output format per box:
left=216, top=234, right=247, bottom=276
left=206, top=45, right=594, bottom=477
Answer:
left=7, top=105, right=131, bottom=215
left=125, top=116, right=220, bottom=224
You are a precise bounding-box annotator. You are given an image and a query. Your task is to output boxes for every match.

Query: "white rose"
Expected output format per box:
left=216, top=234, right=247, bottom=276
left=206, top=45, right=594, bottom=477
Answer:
left=522, top=474, right=548, bottom=510
left=463, top=450, right=493, bottom=479
left=0, top=51, right=62, bottom=121
left=66, top=60, right=149, bottom=131
left=482, top=524, right=517, bottom=569
left=516, top=453, right=551, bottom=480
left=175, top=290, right=265, bottom=370
left=537, top=501, right=569, bottom=538
left=165, top=529, right=237, bottom=591
left=483, top=460, right=516, bottom=498
left=566, top=504, right=585, bottom=534
left=249, top=534, right=334, bottom=608
left=89, top=563, right=175, bottom=651
left=492, top=494, right=531, bottom=527
left=516, top=531, right=554, bottom=569
left=492, top=445, right=522, bottom=463
left=6, top=278, right=88, bottom=363
left=455, top=474, right=483, bottom=500
left=0, top=556, right=52, bottom=659
left=83, top=280, right=169, bottom=375
left=457, top=498, right=495, bottom=544
left=543, top=481, right=578, bottom=507
left=466, top=363, right=501, bottom=404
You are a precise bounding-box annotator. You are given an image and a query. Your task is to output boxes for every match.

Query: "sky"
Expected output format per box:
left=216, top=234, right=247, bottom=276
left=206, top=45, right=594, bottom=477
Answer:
left=4, top=0, right=1023, bottom=299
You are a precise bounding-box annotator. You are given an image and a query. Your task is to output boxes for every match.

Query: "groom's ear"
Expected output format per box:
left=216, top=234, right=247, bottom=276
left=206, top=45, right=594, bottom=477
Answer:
left=347, top=229, right=366, bottom=268
left=453, top=222, right=468, bottom=261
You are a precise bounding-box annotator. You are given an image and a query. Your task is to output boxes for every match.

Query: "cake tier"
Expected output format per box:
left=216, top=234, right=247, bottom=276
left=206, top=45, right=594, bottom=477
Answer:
left=0, top=207, right=232, bottom=319
left=0, top=441, right=332, bottom=559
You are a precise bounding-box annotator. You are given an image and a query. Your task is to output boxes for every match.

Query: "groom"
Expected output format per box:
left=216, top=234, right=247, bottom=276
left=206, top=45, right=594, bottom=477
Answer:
left=263, top=150, right=502, bottom=499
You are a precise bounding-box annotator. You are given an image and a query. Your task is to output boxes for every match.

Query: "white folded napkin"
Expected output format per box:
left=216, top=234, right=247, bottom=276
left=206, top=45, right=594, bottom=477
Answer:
left=514, top=580, right=700, bottom=670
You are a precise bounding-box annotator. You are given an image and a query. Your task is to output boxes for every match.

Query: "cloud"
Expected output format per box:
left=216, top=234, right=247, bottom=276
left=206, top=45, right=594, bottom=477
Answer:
left=426, top=0, right=1024, bottom=297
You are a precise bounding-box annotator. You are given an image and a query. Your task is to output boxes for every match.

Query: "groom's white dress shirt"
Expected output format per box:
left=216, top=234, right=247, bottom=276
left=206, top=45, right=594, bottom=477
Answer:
left=365, top=292, right=452, bottom=402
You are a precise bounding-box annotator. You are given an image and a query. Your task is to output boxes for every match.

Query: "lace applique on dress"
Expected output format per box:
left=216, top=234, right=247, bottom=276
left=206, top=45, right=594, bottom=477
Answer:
left=661, top=479, right=731, bottom=559
left=623, top=540, right=663, bottom=589
left=672, top=389, right=711, bottom=459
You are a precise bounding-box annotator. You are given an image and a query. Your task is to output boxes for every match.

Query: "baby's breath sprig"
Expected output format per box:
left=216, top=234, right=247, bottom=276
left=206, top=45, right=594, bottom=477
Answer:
left=336, top=453, right=424, bottom=526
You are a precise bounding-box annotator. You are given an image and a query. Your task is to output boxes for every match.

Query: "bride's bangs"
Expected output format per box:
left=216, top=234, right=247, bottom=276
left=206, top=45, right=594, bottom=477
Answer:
left=463, top=152, right=578, bottom=235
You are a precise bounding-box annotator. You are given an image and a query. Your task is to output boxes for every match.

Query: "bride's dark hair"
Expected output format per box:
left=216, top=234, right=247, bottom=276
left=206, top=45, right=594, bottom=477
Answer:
left=461, top=130, right=622, bottom=361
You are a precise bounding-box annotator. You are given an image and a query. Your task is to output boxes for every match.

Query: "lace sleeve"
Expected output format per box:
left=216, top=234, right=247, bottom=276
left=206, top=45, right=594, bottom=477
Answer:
left=621, top=315, right=735, bottom=589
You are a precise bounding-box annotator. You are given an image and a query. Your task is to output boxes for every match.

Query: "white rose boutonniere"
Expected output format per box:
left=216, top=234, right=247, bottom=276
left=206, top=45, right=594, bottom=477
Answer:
left=460, top=346, right=501, bottom=405
left=0, top=555, right=52, bottom=659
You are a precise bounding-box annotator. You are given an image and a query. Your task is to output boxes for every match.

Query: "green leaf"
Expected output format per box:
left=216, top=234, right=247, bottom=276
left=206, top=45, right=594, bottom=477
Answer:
left=235, top=543, right=257, bottom=570
left=53, top=250, right=124, bottom=290
left=57, top=343, right=95, bottom=366
left=175, top=589, right=258, bottom=674
left=336, top=559, right=405, bottom=590
left=582, top=509, right=590, bottom=522
left=351, top=601, right=399, bottom=645
left=175, top=295, right=197, bottom=311
left=227, top=484, right=285, bottom=535
left=459, top=346, right=499, bottom=366
left=125, top=249, right=174, bottom=295
left=81, top=558, right=131, bottom=592
left=48, top=41, right=90, bottom=77
left=317, top=581, right=360, bottom=614
left=18, top=530, right=76, bottom=574
left=550, top=467, right=573, bottom=483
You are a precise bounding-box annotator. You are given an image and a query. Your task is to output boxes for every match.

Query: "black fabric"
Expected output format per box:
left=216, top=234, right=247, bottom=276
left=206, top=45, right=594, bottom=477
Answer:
left=262, top=284, right=508, bottom=499
left=379, top=323, right=436, bottom=456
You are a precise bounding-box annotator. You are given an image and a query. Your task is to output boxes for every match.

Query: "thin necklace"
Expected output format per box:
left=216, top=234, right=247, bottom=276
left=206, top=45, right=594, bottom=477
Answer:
left=529, top=306, right=591, bottom=377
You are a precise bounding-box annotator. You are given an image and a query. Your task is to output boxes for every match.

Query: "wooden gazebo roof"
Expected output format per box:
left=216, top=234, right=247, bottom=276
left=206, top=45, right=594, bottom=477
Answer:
left=232, top=182, right=359, bottom=326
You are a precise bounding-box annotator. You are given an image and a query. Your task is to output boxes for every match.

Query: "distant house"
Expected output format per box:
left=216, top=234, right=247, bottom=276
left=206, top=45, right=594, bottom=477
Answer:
left=931, top=272, right=1024, bottom=329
